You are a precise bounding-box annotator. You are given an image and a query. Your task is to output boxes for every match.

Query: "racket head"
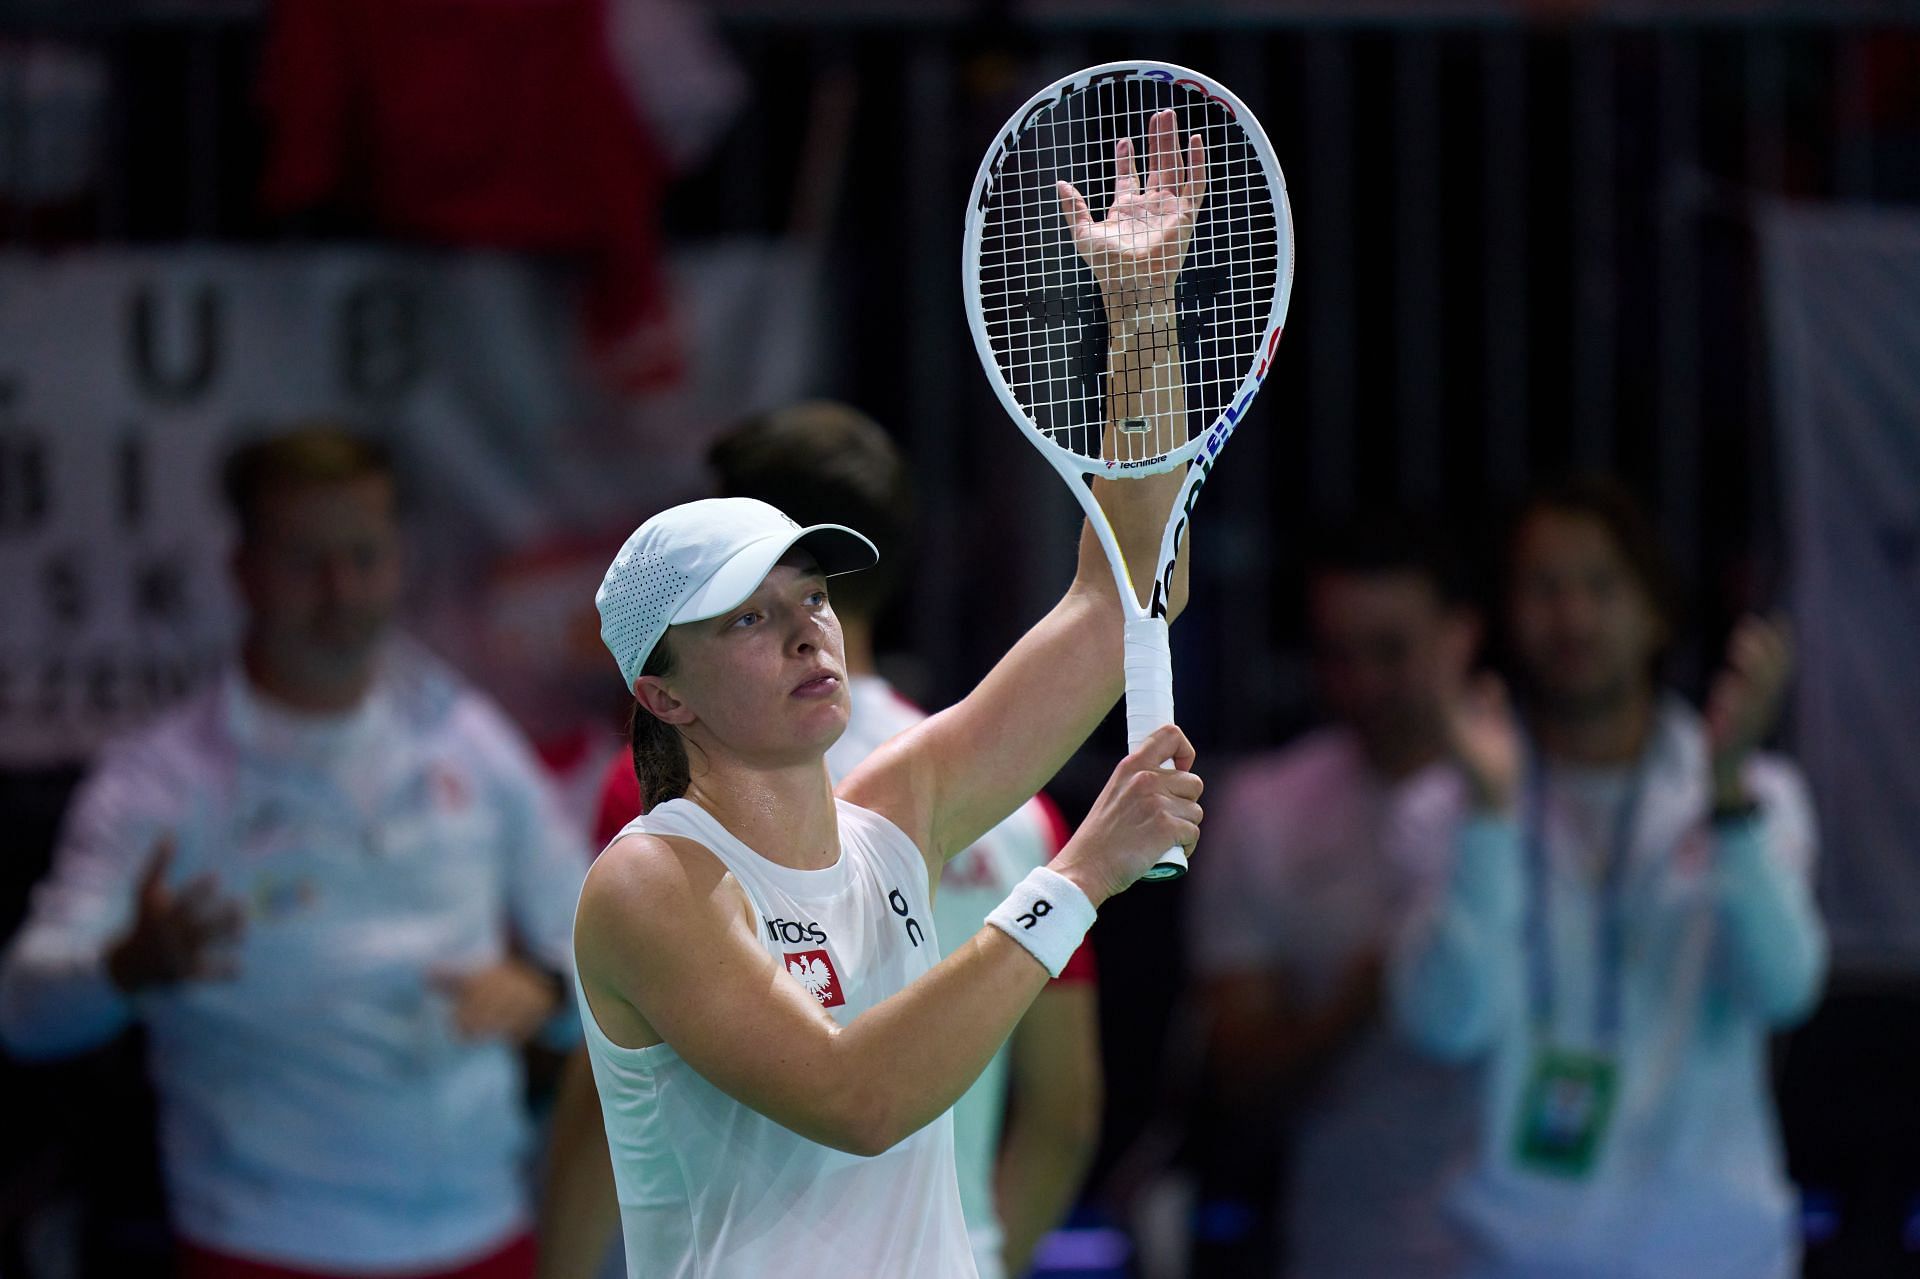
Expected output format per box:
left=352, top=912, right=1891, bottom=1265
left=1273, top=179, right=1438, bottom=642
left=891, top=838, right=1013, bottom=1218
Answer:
left=963, top=61, right=1294, bottom=479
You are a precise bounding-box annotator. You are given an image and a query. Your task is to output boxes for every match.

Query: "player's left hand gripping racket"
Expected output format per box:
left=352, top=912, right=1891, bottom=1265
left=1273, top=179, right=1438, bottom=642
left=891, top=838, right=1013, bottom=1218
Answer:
left=964, top=62, right=1294, bottom=880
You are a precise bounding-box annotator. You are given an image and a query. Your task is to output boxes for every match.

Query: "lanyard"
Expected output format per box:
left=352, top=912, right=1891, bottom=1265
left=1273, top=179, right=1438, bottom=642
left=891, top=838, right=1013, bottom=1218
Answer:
left=1522, top=753, right=1647, bottom=1047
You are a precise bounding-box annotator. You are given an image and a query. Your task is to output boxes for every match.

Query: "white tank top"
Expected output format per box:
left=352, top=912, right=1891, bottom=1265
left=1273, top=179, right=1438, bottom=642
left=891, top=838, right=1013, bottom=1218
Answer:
left=573, top=796, right=978, bottom=1279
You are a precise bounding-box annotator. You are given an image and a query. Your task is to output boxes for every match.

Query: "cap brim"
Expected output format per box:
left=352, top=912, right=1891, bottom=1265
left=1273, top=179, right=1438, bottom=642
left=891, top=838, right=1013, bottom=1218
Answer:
left=670, top=524, right=879, bottom=625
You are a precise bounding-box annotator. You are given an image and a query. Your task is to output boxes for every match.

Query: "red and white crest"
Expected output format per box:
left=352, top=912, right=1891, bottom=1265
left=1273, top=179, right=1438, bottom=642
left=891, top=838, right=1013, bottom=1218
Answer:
left=785, top=948, right=844, bottom=1008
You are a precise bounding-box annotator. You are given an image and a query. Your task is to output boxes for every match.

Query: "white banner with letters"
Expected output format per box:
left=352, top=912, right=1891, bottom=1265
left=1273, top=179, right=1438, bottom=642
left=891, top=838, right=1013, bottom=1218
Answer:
left=0, top=248, right=608, bottom=768
left=0, top=242, right=830, bottom=769
left=1764, top=204, right=1920, bottom=967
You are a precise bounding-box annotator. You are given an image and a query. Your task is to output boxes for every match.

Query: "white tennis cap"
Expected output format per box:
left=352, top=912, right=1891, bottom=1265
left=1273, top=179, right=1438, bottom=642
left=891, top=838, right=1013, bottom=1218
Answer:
left=596, top=497, right=878, bottom=692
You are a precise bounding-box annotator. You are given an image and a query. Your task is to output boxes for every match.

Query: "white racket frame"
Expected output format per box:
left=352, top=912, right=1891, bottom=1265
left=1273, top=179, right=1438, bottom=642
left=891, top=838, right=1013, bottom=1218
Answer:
left=962, top=60, right=1294, bottom=879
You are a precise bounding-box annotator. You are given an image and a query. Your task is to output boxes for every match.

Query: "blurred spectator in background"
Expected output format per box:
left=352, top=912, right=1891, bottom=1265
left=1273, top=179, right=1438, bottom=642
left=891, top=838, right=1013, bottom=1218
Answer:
left=258, top=0, right=701, bottom=392
left=538, top=402, right=1101, bottom=1279
left=0, top=427, right=590, bottom=1279
left=1187, top=519, right=1480, bottom=1278
left=1393, top=477, right=1825, bottom=1279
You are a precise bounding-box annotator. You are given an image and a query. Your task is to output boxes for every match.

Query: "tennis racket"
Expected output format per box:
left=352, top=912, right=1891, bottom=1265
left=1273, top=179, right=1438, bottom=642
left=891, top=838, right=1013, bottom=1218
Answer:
left=963, top=62, right=1293, bottom=880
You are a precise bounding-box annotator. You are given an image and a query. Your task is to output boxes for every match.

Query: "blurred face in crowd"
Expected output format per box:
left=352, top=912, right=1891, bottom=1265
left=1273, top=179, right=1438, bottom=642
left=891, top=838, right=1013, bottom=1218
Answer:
left=1507, top=509, right=1667, bottom=719
left=639, top=550, right=851, bottom=770
left=235, top=475, right=403, bottom=694
left=1310, top=569, right=1475, bottom=766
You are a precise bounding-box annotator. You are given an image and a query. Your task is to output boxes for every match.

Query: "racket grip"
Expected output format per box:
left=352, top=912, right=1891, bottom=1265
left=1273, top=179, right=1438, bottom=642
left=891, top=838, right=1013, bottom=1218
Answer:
left=1123, top=616, right=1188, bottom=881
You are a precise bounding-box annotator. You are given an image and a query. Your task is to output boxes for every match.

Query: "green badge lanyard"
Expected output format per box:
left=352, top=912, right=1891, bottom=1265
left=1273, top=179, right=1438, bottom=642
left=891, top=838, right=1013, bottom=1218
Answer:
left=1522, top=753, right=1646, bottom=1047
left=1512, top=752, right=1647, bottom=1177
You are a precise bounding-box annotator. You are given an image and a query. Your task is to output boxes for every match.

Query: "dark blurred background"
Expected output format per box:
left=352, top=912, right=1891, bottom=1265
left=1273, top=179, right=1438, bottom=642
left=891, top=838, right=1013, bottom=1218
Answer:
left=3, top=2, right=1920, bottom=1277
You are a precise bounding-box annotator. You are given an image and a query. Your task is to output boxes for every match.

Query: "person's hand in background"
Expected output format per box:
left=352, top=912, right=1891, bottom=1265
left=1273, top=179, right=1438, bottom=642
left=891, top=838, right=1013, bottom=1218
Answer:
left=106, top=838, right=246, bottom=993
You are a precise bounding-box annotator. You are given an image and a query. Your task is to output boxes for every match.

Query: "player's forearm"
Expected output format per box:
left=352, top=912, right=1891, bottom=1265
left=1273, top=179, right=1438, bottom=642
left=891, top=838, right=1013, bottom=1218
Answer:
left=1103, top=295, right=1185, bottom=446
left=870, top=436, right=1184, bottom=859
left=1085, top=299, right=1190, bottom=619
left=822, top=928, right=1054, bottom=1157
left=1069, top=497, right=1190, bottom=625
left=534, top=1050, right=622, bottom=1279
left=912, top=586, right=1123, bottom=860
left=591, top=852, right=1059, bottom=1163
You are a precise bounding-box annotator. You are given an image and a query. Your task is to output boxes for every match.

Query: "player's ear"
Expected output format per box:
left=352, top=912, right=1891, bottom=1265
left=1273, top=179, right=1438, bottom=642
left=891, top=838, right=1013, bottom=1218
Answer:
left=634, top=675, right=696, bottom=726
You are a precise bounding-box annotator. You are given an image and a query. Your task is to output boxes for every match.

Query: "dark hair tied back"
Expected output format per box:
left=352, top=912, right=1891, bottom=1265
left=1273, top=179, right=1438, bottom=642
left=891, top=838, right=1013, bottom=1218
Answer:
left=627, top=635, right=690, bottom=812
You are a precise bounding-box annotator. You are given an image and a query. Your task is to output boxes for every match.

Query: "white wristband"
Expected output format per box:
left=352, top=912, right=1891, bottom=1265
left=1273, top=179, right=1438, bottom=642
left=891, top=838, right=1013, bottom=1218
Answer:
left=987, top=866, right=1096, bottom=979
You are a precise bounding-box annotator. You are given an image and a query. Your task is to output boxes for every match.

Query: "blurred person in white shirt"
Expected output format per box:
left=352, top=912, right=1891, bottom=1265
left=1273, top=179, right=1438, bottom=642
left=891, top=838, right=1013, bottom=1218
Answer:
left=1392, top=476, right=1825, bottom=1279
left=1188, top=517, right=1480, bottom=1278
left=0, top=427, right=591, bottom=1279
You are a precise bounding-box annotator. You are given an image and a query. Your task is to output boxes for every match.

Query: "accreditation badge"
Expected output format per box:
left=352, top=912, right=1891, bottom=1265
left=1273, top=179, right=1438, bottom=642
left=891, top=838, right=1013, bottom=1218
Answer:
left=1514, top=1046, right=1618, bottom=1177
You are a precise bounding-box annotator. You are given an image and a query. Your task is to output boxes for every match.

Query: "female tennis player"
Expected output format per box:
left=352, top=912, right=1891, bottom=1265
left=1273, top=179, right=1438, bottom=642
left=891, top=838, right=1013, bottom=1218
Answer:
left=569, top=111, right=1206, bottom=1278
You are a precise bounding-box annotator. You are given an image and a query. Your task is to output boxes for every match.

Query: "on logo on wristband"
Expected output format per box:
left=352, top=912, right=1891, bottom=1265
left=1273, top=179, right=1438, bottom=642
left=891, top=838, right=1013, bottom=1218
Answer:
left=988, top=867, right=1094, bottom=979
left=1018, top=899, right=1053, bottom=929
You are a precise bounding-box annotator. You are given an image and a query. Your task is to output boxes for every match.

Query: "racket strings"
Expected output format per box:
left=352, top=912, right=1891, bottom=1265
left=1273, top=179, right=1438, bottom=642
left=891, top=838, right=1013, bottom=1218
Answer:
left=976, top=73, right=1280, bottom=467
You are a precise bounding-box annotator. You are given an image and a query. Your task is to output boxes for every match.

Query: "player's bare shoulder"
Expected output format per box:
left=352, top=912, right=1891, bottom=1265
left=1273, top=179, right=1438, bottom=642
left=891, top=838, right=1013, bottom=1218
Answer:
left=835, top=726, right=940, bottom=857
left=578, top=831, right=758, bottom=968
left=575, top=829, right=765, bottom=1050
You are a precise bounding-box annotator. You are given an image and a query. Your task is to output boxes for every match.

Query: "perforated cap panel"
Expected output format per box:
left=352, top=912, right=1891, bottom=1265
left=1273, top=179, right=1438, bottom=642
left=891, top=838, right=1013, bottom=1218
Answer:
left=597, top=546, right=693, bottom=690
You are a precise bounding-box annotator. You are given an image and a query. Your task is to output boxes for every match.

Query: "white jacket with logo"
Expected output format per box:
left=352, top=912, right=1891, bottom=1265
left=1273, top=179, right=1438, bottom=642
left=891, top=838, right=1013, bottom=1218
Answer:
left=1391, top=698, right=1826, bottom=1279
left=0, top=643, right=591, bottom=1271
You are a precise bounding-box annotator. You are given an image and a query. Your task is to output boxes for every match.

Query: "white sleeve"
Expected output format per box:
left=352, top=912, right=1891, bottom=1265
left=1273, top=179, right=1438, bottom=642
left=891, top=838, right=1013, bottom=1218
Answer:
left=1713, top=756, right=1827, bottom=1025
left=0, top=751, right=177, bottom=1058
left=1389, top=813, right=1527, bottom=1062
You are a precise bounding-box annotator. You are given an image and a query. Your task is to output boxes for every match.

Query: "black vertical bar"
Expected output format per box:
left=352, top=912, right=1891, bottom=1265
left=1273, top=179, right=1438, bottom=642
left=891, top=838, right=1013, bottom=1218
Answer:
left=1216, top=32, right=1274, bottom=747
left=188, top=25, right=220, bottom=238
left=1744, top=25, right=1791, bottom=595
left=1483, top=27, right=1530, bottom=498
left=1304, top=31, right=1356, bottom=515
left=1570, top=31, right=1617, bottom=473
left=905, top=41, right=964, bottom=688
left=1394, top=35, right=1444, bottom=507
left=1656, top=31, right=1703, bottom=668
left=1834, top=28, right=1875, bottom=201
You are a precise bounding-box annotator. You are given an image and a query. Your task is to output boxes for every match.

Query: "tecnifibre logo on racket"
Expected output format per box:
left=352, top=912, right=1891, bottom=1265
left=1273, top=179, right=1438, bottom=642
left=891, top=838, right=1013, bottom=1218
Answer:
left=1104, top=334, right=1276, bottom=479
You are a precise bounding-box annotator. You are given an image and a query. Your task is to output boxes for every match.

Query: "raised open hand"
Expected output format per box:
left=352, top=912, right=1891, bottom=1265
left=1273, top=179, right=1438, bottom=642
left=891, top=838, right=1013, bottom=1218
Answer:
left=1706, top=614, right=1794, bottom=802
left=1447, top=673, right=1525, bottom=815
left=1055, top=108, right=1207, bottom=314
